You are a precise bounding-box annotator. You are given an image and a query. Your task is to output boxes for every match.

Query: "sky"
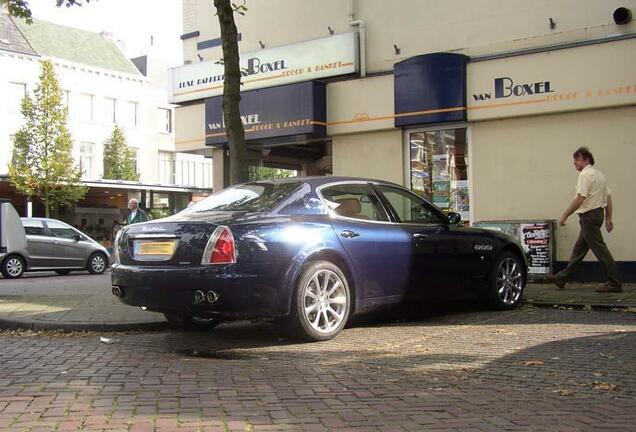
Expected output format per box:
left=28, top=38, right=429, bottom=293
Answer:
left=30, top=0, right=183, bottom=67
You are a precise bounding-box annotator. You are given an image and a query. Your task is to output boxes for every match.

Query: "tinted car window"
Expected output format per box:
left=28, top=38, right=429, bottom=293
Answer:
left=46, top=220, right=77, bottom=239
left=321, top=183, right=388, bottom=222
left=376, top=185, right=447, bottom=224
left=183, top=182, right=302, bottom=213
left=21, top=219, right=45, bottom=235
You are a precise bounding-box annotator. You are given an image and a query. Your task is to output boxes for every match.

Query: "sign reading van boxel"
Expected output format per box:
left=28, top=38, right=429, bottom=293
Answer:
left=170, top=32, right=358, bottom=104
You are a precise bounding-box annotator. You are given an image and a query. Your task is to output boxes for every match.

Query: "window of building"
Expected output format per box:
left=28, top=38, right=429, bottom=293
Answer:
left=78, top=94, right=94, bottom=122
left=158, top=151, right=175, bottom=184
left=130, top=147, right=139, bottom=177
left=320, top=183, right=388, bottom=222
left=79, top=142, right=95, bottom=180
left=123, top=101, right=138, bottom=128
left=103, top=97, right=117, bottom=124
left=159, top=108, right=172, bottom=133
left=8, top=82, right=27, bottom=113
left=408, top=128, right=469, bottom=222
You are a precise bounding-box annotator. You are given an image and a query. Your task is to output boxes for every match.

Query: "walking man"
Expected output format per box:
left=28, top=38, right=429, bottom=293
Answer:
left=126, top=198, right=149, bottom=225
left=548, top=147, right=623, bottom=292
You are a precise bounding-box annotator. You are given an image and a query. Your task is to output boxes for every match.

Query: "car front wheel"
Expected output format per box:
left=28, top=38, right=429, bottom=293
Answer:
left=1, top=255, right=25, bottom=279
left=487, top=251, right=525, bottom=309
left=87, top=253, right=107, bottom=275
left=287, top=260, right=351, bottom=341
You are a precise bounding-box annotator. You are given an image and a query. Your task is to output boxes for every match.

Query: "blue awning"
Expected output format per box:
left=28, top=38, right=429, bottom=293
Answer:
left=394, top=53, right=468, bottom=127
left=205, top=81, right=326, bottom=147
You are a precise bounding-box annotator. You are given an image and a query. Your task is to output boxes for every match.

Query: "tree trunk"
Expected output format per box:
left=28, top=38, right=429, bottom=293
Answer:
left=44, top=197, right=50, bottom=218
left=214, top=0, right=248, bottom=186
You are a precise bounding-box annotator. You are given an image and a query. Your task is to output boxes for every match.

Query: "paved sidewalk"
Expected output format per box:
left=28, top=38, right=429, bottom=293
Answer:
left=525, top=282, right=636, bottom=309
left=0, top=271, right=633, bottom=331
left=0, top=271, right=167, bottom=331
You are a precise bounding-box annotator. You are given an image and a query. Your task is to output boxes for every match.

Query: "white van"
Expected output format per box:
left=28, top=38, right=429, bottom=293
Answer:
left=0, top=199, right=27, bottom=278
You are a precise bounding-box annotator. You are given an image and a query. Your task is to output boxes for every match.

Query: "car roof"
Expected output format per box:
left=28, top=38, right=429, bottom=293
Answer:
left=247, top=176, right=403, bottom=188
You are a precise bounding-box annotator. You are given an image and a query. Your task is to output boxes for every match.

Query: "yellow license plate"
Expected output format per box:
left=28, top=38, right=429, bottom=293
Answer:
left=134, top=240, right=176, bottom=256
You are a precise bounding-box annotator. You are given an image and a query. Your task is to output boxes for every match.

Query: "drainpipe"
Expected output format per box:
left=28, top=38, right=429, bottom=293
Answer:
left=347, top=0, right=366, bottom=77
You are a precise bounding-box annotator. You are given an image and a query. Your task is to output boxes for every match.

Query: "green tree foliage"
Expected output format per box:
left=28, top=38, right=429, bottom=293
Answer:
left=102, top=125, right=139, bottom=181
left=1, top=0, right=91, bottom=23
left=248, top=165, right=296, bottom=181
left=9, top=60, right=87, bottom=217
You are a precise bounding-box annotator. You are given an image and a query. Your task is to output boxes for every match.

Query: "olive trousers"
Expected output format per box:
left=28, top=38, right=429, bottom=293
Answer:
left=556, top=207, right=623, bottom=286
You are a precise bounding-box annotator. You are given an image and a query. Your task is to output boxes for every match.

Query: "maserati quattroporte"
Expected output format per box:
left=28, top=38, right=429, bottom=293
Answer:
left=112, top=177, right=526, bottom=340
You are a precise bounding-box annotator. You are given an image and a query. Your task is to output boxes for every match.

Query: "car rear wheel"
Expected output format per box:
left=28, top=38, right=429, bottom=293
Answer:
left=1, top=255, right=25, bottom=279
left=163, top=312, right=222, bottom=330
left=55, top=270, right=71, bottom=276
left=487, top=251, right=525, bottom=309
left=87, top=253, right=107, bottom=275
left=287, top=260, right=351, bottom=341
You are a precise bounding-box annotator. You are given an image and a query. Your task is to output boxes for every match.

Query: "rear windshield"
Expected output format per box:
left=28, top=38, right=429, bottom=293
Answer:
left=183, top=182, right=302, bottom=213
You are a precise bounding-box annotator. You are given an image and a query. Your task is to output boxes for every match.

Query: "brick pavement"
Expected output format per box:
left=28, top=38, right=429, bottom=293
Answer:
left=0, top=306, right=634, bottom=431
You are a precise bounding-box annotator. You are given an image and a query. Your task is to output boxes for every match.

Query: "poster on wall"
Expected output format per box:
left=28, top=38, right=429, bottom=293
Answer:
left=472, top=220, right=555, bottom=277
left=450, top=180, right=470, bottom=221
left=432, top=154, right=450, bottom=208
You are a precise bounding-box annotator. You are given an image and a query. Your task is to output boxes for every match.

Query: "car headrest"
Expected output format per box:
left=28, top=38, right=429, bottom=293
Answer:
left=334, top=198, right=362, bottom=217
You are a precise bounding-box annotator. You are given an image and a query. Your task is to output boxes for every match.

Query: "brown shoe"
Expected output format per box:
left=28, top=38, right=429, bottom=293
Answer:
left=547, top=274, right=566, bottom=289
left=596, top=283, right=623, bottom=293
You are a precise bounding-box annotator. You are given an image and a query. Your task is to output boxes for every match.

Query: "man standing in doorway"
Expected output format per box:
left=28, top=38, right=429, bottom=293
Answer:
left=548, top=147, right=623, bottom=292
left=126, top=198, right=149, bottom=225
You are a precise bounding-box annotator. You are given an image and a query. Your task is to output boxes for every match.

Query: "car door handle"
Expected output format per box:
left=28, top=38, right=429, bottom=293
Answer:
left=340, top=230, right=360, bottom=239
left=53, top=240, right=60, bottom=245
left=412, top=233, right=428, bottom=240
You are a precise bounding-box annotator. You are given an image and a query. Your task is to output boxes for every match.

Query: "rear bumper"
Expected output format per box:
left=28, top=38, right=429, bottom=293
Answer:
left=111, top=264, right=289, bottom=317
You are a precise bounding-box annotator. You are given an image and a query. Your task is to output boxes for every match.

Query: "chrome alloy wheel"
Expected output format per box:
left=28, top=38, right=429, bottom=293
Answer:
left=302, top=269, right=348, bottom=334
left=496, top=257, right=523, bottom=305
left=5, top=257, right=23, bottom=277
left=91, top=255, right=106, bottom=273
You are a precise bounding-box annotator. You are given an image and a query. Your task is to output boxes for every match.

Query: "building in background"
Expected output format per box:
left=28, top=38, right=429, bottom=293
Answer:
left=171, top=0, right=636, bottom=281
left=0, top=13, right=212, bottom=245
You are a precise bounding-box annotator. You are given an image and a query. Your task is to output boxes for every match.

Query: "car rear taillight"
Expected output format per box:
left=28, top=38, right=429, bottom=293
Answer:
left=201, top=226, right=236, bottom=265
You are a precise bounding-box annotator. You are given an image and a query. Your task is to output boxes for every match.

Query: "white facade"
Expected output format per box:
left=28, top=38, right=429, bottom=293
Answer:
left=0, top=48, right=212, bottom=189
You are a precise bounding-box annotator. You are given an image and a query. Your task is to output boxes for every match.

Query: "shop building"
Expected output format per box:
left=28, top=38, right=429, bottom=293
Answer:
left=172, top=0, right=636, bottom=281
left=0, top=13, right=213, bottom=242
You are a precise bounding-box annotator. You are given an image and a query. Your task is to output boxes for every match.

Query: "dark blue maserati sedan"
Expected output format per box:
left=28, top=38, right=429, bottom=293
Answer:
left=112, top=177, right=526, bottom=341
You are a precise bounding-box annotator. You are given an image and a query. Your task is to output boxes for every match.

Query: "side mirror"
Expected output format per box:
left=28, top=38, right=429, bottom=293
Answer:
left=73, top=233, right=82, bottom=242
left=447, top=212, right=462, bottom=225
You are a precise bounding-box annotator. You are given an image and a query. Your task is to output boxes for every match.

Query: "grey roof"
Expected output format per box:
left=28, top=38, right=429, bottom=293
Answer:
left=0, top=12, right=37, bottom=55
left=11, top=16, right=140, bottom=75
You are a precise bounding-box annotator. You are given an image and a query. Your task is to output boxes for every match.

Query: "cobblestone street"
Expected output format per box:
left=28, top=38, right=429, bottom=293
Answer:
left=0, top=305, right=634, bottom=431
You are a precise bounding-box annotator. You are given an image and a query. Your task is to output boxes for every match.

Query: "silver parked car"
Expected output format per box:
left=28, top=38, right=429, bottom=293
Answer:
left=0, top=218, right=109, bottom=279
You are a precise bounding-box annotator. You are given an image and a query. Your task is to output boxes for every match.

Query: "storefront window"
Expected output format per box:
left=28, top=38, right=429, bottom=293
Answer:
left=409, top=128, right=469, bottom=222
left=248, top=162, right=299, bottom=181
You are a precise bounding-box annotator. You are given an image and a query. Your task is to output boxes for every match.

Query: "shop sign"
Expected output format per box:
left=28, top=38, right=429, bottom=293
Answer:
left=467, top=38, right=636, bottom=120
left=205, top=81, right=326, bottom=147
left=170, top=32, right=358, bottom=103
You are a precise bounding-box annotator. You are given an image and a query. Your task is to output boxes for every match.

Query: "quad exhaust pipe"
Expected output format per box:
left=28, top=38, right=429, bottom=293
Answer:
left=194, top=290, right=219, bottom=304
left=112, top=285, right=123, bottom=298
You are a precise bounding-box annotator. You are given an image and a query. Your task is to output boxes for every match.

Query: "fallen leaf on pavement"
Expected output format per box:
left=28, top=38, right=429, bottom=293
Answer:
left=553, top=389, right=574, bottom=396
left=521, top=360, right=544, bottom=366
left=593, top=381, right=617, bottom=391
left=599, top=352, right=616, bottom=359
